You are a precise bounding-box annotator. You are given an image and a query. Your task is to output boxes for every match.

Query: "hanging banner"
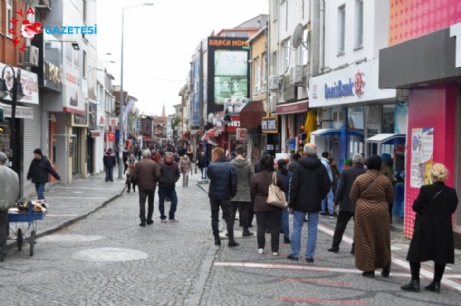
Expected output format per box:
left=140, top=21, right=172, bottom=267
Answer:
left=410, top=127, right=434, bottom=188
left=123, top=98, right=136, bottom=114
left=107, top=132, right=115, bottom=142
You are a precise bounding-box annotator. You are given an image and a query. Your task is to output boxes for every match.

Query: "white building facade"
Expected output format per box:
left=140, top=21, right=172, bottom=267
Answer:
left=308, top=0, right=402, bottom=169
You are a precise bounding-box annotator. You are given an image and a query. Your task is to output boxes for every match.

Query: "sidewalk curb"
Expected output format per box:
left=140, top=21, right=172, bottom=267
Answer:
left=7, top=185, right=126, bottom=249
left=197, top=184, right=208, bottom=194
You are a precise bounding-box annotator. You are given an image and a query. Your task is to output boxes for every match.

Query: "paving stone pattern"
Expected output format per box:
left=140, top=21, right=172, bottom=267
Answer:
left=0, top=172, right=460, bottom=305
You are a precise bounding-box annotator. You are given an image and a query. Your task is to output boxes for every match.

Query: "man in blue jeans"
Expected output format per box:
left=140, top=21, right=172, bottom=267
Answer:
left=287, top=143, right=331, bottom=263
left=27, top=148, right=61, bottom=200
left=158, top=152, right=180, bottom=222
left=320, top=151, right=335, bottom=217
left=103, top=148, right=117, bottom=182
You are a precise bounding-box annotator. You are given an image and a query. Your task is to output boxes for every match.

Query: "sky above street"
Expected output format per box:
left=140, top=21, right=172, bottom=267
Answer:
left=97, top=0, right=268, bottom=116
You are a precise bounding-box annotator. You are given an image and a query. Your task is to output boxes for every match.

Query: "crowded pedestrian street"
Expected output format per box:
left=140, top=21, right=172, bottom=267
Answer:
left=0, top=173, right=460, bottom=305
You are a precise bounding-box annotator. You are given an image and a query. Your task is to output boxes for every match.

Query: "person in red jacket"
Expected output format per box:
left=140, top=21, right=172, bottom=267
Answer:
left=152, top=150, right=161, bottom=163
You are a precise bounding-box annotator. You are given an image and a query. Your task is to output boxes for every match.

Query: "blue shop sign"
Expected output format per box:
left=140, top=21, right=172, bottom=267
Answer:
left=325, top=79, right=354, bottom=99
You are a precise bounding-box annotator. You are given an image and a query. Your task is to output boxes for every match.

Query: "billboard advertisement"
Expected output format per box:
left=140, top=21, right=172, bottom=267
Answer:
left=207, top=37, right=250, bottom=118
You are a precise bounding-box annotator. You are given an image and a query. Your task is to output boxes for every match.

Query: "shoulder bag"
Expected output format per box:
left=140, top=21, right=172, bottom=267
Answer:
left=267, top=172, right=287, bottom=208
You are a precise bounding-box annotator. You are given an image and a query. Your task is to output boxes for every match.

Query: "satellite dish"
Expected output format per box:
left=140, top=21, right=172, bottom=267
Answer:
left=291, top=23, right=304, bottom=49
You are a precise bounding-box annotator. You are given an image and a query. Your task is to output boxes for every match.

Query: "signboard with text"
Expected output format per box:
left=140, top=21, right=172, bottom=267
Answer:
left=0, top=62, right=39, bottom=104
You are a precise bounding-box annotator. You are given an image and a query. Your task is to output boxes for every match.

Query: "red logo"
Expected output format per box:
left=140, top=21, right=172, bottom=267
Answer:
left=9, top=7, right=42, bottom=52
left=354, top=69, right=365, bottom=96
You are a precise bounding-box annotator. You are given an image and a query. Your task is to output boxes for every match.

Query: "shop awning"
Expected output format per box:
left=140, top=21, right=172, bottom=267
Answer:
left=90, top=130, right=100, bottom=138
left=310, top=129, right=364, bottom=137
left=1, top=104, right=34, bottom=119
left=275, top=99, right=308, bottom=115
left=366, top=133, right=406, bottom=144
left=240, top=101, right=265, bottom=129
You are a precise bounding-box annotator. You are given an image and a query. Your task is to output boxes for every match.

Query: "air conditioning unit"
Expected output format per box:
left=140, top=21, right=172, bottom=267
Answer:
left=269, top=76, right=282, bottom=92
left=289, top=66, right=306, bottom=86
left=35, top=0, right=51, bottom=10
left=20, top=45, right=39, bottom=67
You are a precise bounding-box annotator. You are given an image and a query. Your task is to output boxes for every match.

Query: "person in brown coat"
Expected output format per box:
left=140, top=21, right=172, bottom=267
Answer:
left=133, top=149, right=161, bottom=227
left=250, top=154, right=285, bottom=256
left=401, top=163, right=458, bottom=293
left=350, top=155, right=395, bottom=278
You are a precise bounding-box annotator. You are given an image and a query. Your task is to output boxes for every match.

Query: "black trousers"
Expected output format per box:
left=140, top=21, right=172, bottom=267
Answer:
left=232, top=201, right=250, bottom=232
left=410, top=261, right=446, bottom=282
left=138, top=187, right=155, bottom=223
left=0, top=209, right=8, bottom=261
left=332, top=211, right=355, bottom=250
left=255, top=210, right=282, bottom=252
left=210, top=199, right=234, bottom=240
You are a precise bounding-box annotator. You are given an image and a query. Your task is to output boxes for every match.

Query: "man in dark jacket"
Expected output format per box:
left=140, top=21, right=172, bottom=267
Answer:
left=288, top=143, right=331, bottom=263
left=197, top=151, right=208, bottom=179
left=133, top=149, right=161, bottom=226
left=103, top=148, right=117, bottom=182
left=27, top=148, right=61, bottom=201
left=328, top=153, right=366, bottom=255
left=122, top=147, right=129, bottom=173
left=158, top=152, right=181, bottom=222
left=207, top=147, right=239, bottom=247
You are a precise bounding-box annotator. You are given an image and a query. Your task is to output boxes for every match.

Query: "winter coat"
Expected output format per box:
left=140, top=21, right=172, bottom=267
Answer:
left=179, top=156, right=191, bottom=173
left=320, top=157, right=333, bottom=182
left=0, top=165, right=20, bottom=211
left=379, top=162, right=395, bottom=184
left=133, top=158, right=161, bottom=189
left=289, top=156, right=331, bottom=212
left=152, top=154, right=161, bottom=163
left=125, top=159, right=137, bottom=175
left=231, top=157, right=255, bottom=202
left=250, top=170, right=285, bottom=212
left=158, top=160, right=180, bottom=189
left=406, top=181, right=458, bottom=265
left=333, top=164, right=366, bottom=212
left=331, top=166, right=341, bottom=190
left=198, top=156, right=208, bottom=168
left=276, top=169, right=292, bottom=201
left=207, top=158, right=237, bottom=200
left=103, top=151, right=117, bottom=168
left=27, top=157, right=61, bottom=184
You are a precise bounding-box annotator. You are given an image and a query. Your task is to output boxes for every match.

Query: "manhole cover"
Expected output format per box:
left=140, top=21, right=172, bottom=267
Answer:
left=71, top=248, right=148, bottom=262
left=40, top=234, right=103, bottom=242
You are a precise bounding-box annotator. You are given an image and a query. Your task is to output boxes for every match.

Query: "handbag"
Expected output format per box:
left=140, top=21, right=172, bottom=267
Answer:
left=267, top=172, right=287, bottom=208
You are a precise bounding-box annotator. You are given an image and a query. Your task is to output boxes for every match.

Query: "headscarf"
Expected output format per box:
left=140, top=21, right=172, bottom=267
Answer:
left=366, top=155, right=382, bottom=171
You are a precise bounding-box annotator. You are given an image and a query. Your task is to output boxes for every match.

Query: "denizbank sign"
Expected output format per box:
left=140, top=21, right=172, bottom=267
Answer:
left=308, top=60, right=396, bottom=107
left=324, top=79, right=355, bottom=99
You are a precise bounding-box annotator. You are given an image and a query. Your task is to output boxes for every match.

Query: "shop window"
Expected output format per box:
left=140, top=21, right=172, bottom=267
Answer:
left=337, top=5, right=346, bottom=55
left=0, top=121, right=11, bottom=156
left=382, top=105, right=394, bottom=133
left=355, top=0, right=364, bottom=49
left=283, top=39, right=291, bottom=71
left=6, top=0, right=13, bottom=38
left=262, top=53, right=267, bottom=91
left=254, top=57, right=260, bottom=94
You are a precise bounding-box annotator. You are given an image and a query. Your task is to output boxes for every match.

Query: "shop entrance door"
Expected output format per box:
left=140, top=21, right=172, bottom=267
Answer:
left=72, top=127, right=79, bottom=175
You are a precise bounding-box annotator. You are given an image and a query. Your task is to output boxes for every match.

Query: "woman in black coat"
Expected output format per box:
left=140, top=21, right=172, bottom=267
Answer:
left=401, top=163, right=458, bottom=293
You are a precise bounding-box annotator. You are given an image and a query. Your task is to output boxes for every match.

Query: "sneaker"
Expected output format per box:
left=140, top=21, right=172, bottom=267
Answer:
left=258, top=248, right=264, bottom=254
left=146, top=220, right=154, bottom=225
left=320, top=212, right=327, bottom=216
left=169, top=219, right=178, bottom=222
left=328, top=247, right=339, bottom=253
left=284, top=238, right=290, bottom=244
left=242, top=231, right=254, bottom=237
left=273, top=252, right=279, bottom=256
left=287, top=255, right=298, bottom=261
left=306, top=258, right=314, bottom=263
left=329, top=212, right=338, bottom=218
left=161, top=220, right=168, bottom=223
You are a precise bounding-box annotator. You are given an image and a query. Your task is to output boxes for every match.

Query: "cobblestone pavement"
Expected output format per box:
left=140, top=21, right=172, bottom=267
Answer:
left=1, top=172, right=460, bottom=305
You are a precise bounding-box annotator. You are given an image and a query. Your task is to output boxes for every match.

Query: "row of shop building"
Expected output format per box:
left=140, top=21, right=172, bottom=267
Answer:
left=0, top=1, right=139, bottom=197
left=177, top=0, right=461, bottom=247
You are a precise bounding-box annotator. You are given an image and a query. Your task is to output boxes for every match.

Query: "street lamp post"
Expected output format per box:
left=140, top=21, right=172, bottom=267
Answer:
left=0, top=67, right=26, bottom=175
left=118, top=2, right=154, bottom=179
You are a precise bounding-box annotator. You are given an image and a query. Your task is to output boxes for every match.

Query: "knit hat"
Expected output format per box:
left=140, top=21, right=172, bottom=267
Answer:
left=380, top=153, right=392, bottom=164
left=34, top=148, right=42, bottom=156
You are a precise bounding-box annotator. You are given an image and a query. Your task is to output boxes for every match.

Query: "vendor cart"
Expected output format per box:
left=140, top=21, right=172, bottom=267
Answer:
left=8, top=206, right=47, bottom=256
